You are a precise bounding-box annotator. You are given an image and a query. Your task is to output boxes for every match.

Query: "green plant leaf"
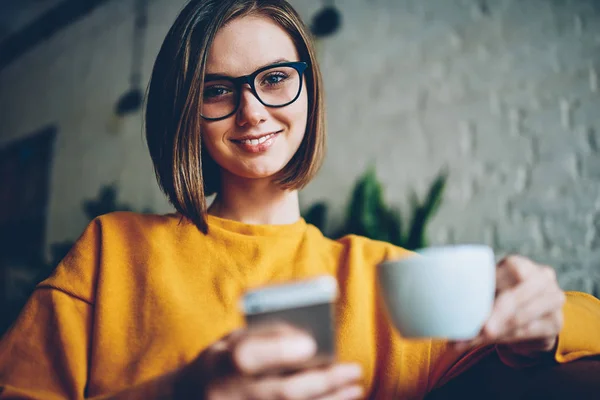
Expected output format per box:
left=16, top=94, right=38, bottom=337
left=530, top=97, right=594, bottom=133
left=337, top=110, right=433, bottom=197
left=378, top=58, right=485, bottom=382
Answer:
left=406, top=170, right=448, bottom=250
left=344, top=166, right=388, bottom=239
left=386, top=207, right=404, bottom=247
left=344, top=167, right=371, bottom=237
left=305, top=166, right=447, bottom=250
left=302, top=202, right=328, bottom=231
left=83, top=184, right=132, bottom=219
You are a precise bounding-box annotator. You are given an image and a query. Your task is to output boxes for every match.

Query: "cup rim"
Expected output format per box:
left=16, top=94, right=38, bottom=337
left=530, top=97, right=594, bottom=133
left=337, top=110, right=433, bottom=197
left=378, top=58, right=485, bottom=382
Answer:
left=379, top=244, right=494, bottom=268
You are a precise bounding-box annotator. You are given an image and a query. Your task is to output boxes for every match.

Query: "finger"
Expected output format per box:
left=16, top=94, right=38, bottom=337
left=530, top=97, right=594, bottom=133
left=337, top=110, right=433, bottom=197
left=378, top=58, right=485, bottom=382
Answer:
left=196, top=335, right=240, bottom=379
left=495, top=313, right=563, bottom=344
left=496, top=255, right=537, bottom=291
left=242, top=321, right=304, bottom=337
left=448, top=341, right=472, bottom=353
left=202, top=326, right=290, bottom=378
left=484, top=267, right=557, bottom=339
left=232, top=325, right=317, bottom=375
left=497, top=338, right=557, bottom=355
left=246, top=363, right=363, bottom=400
left=448, top=335, right=489, bottom=353
left=508, top=285, right=565, bottom=331
left=280, top=363, right=363, bottom=399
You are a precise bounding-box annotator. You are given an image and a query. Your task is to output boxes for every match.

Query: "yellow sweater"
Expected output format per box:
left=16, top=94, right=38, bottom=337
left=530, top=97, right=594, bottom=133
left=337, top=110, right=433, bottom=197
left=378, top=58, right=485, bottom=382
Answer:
left=1, top=212, right=599, bottom=399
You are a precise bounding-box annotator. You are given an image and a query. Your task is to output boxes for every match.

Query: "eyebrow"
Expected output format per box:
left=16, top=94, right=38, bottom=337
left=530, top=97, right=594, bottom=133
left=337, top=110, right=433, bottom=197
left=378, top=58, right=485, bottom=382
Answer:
left=204, top=58, right=292, bottom=81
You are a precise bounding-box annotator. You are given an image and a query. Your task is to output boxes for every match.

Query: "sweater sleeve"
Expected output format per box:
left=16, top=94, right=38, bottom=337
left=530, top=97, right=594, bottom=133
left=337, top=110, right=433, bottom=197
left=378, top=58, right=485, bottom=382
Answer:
left=0, top=288, right=92, bottom=399
left=494, top=292, right=600, bottom=368
left=0, top=218, right=185, bottom=399
left=426, top=291, right=600, bottom=391
left=0, top=288, right=184, bottom=400
left=553, top=291, right=600, bottom=363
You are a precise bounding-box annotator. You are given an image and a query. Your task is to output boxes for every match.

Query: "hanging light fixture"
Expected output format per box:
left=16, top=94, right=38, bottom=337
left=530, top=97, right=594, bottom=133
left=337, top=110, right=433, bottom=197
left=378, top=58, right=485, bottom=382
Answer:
left=115, top=0, right=147, bottom=116
left=311, top=0, right=342, bottom=38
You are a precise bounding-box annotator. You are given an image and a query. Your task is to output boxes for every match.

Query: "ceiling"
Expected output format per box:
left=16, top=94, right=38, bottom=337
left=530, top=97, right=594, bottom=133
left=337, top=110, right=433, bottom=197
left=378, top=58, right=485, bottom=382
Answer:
left=0, top=0, right=64, bottom=43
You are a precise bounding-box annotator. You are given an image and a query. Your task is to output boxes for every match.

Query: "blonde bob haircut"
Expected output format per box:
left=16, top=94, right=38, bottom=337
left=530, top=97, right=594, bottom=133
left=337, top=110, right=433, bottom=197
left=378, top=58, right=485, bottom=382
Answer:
left=145, top=0, right=325, bottom=233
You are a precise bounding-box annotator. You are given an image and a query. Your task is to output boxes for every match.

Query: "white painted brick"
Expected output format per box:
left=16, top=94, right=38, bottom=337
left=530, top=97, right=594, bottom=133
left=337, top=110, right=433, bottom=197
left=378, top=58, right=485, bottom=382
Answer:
left=527, top=155, right=579, bottom=193
left=573, top=95, right=600, bottom=129
left=533, top=125, right=592, bottom=161
left=580, top=153, right=600, bottom=180
left=509, top=184, right=600, bottom=220
left=494, top=215, right=546, bottom=253
left=0, top=0, right=598, bottom=294
left=559, top=270, right=596, bottom=294
left=543, top=215, right=591, bottom=253
left=590, top=65, right=598, bottom=93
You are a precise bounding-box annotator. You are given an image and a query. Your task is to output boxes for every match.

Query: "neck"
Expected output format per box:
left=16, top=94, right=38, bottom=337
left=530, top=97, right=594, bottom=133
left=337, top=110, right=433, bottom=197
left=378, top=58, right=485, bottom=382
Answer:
left=208, top=173, right=301, bottom=225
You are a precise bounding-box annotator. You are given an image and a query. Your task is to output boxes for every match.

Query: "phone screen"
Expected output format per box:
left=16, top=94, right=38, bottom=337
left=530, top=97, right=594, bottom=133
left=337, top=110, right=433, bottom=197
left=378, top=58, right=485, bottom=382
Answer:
left=241, top=276, right=338, bottom=373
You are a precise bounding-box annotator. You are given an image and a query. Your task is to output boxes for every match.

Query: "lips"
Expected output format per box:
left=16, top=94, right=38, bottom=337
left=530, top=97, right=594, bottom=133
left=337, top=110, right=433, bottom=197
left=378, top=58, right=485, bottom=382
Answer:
left=229, top=130, right=282, bottom=154
left=231, top=130, right=282, bottom=145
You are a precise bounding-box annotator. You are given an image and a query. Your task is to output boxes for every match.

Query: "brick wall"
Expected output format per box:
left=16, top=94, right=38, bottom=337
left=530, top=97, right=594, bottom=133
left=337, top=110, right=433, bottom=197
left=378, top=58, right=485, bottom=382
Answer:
left=295, top=0, right=600, bottom=294
left=0, top=0, right=598, bottom=293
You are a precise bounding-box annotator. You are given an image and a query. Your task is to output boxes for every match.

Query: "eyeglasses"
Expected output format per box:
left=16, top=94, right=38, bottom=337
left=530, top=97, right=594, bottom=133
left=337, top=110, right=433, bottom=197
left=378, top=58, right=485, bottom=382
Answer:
left=201, top=61, right=308, bottom=121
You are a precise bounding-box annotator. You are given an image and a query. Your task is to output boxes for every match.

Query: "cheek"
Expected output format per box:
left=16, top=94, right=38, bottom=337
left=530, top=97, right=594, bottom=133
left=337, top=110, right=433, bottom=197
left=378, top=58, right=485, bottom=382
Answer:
left=200, top=123, right=221, bottom=142
left=199, top=122, right=229, bottom=163
left=201, top=120, right=231, bottom=147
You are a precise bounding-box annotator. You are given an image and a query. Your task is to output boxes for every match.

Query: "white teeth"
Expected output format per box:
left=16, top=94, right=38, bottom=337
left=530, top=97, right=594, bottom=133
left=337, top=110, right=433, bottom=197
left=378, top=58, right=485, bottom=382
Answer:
left=241, top=133, right=275, bottom=145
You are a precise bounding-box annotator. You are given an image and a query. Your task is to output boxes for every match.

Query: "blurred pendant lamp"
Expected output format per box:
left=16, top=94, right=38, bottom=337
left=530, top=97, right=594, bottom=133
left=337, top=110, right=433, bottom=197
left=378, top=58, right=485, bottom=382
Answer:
left=311, top=0, right=342, bottom=38
left=115, top=0, right=148, bottom=116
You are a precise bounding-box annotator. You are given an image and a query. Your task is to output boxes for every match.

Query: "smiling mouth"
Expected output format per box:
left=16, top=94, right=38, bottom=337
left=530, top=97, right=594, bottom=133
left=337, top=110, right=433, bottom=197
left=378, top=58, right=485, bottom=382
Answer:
left=232, top=130, right=282, bottom=146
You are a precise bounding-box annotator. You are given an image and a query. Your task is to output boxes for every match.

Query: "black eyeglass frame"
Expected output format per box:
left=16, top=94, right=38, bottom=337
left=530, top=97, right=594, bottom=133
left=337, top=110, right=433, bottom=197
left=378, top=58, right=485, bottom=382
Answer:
left=201, top=61, right=309, bottom=121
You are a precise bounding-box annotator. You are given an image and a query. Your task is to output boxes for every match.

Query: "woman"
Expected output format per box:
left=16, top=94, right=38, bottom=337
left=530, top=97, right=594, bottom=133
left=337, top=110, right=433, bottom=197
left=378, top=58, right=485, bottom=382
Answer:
left=1, top=0, right=599, bottom=398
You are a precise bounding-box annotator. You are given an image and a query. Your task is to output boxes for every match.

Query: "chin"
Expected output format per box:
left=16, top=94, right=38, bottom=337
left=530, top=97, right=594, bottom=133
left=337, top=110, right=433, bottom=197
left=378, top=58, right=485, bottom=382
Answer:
left=230, top=160, right=290, bottom=180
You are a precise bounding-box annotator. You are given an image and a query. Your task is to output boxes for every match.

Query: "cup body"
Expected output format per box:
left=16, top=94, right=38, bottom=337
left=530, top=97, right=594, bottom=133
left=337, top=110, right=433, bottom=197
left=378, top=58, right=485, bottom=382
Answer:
left=377, top=245, right=496, bottom=339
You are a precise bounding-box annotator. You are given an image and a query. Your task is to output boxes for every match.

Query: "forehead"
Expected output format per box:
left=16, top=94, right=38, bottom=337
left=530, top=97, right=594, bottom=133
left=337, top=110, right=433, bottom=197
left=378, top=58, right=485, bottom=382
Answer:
left=206, top=15, right=300, bottom=76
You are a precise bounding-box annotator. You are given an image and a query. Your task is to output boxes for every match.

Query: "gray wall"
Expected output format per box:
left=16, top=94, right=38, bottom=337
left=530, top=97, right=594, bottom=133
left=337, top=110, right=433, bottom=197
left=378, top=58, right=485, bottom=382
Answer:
left=0, top=0, right=599, bottom=293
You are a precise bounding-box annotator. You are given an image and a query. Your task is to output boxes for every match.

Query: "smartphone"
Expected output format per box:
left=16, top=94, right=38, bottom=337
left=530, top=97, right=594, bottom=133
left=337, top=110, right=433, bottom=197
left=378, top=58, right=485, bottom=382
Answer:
left=240, top=275, right=338, bottom=373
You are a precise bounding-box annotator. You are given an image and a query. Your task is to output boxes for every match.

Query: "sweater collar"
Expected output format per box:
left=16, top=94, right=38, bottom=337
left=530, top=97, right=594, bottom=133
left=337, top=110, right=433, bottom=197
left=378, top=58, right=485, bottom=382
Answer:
left=206, top=214, right=308, bottom=237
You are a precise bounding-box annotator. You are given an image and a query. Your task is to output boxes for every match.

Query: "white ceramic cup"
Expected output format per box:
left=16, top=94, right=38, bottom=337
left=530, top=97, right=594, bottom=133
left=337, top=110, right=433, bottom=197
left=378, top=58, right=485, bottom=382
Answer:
left=377, top=245, right=496, bottom=340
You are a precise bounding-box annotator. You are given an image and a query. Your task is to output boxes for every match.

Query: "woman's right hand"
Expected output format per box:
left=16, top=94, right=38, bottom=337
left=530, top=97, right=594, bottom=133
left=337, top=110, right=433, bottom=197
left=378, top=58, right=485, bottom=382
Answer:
left=177, top=323, right=364, bottom=400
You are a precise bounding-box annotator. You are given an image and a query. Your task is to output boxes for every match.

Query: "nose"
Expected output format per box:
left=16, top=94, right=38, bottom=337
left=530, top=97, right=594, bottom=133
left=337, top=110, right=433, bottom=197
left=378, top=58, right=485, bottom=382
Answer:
left=236, top=86, right=268, bottom=127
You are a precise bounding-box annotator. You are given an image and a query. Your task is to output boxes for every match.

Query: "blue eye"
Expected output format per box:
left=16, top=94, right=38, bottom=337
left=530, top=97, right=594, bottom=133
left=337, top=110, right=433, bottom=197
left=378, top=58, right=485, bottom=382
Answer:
left=263, top=73, right=288, bottom=86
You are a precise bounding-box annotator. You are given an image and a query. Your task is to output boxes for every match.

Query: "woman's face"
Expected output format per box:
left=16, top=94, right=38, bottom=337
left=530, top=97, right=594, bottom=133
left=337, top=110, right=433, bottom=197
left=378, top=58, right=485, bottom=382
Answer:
left=201, top=15, right=308, bottom=183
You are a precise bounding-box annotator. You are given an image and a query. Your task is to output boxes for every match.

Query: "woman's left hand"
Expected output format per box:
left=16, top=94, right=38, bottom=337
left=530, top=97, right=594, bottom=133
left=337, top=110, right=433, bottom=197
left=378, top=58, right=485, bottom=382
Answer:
left=452, top=255, right=566, bottom=358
